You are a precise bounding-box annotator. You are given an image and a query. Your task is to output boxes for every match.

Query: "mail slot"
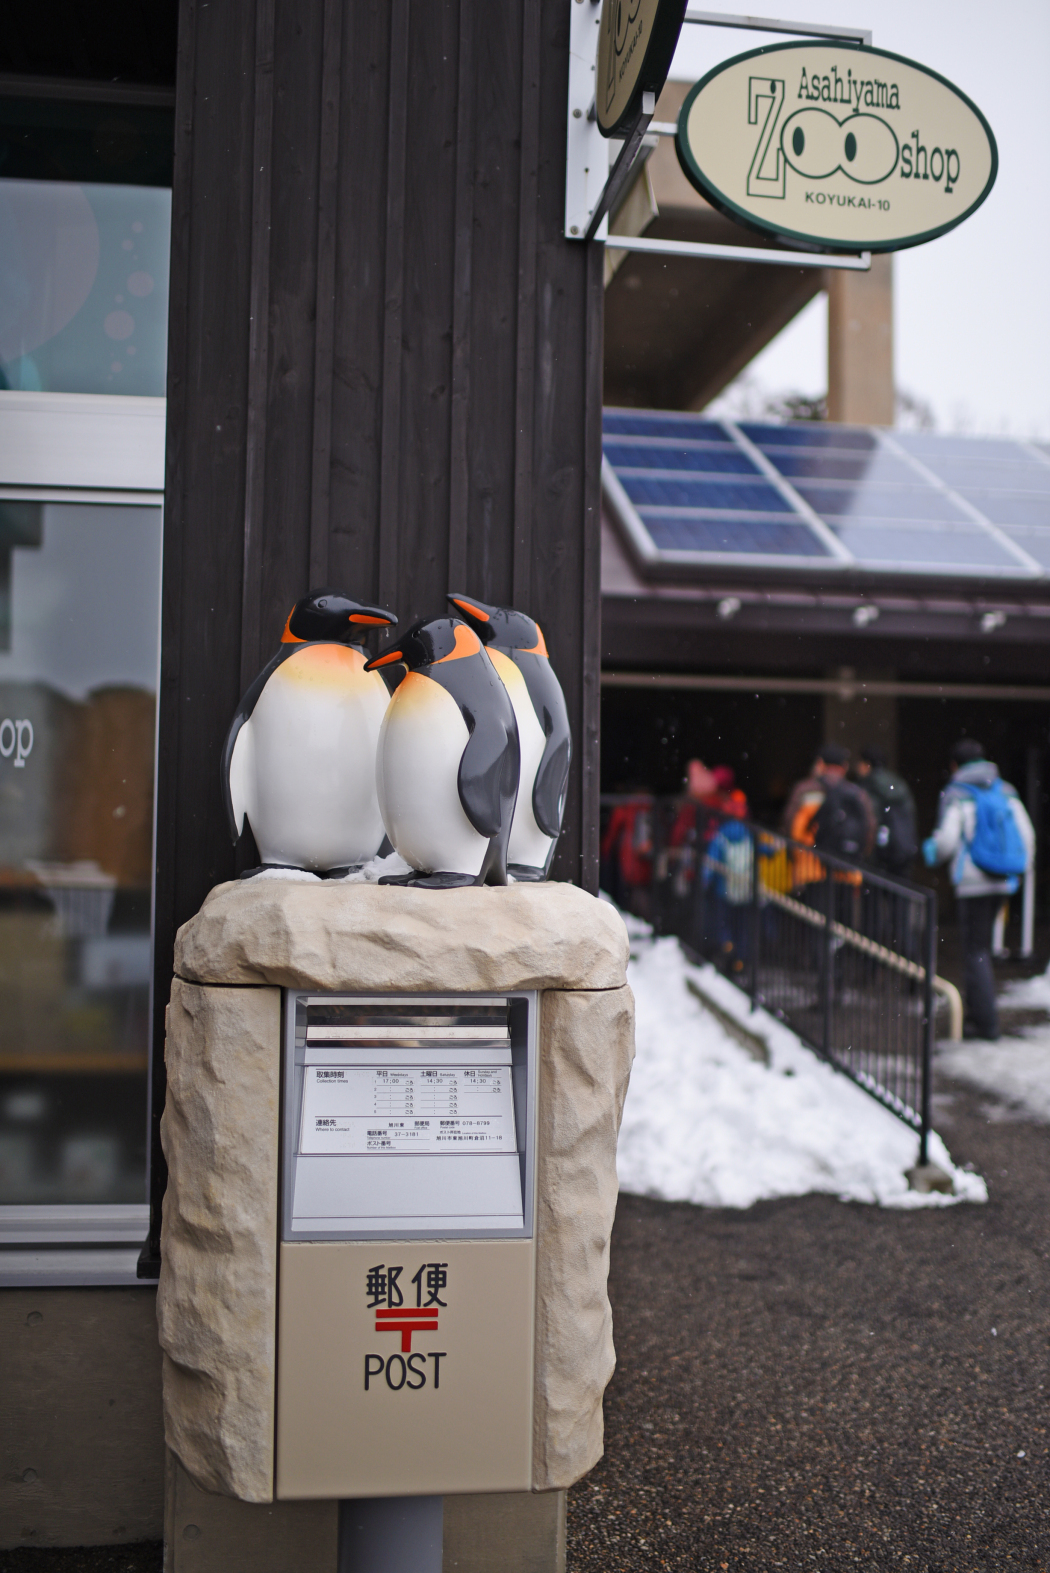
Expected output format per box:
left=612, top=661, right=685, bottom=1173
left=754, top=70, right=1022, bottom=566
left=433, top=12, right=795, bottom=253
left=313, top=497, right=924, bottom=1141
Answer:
left=275, top=989, right=539, bottom=1499
left=282, top=992, right=536, bottom=1240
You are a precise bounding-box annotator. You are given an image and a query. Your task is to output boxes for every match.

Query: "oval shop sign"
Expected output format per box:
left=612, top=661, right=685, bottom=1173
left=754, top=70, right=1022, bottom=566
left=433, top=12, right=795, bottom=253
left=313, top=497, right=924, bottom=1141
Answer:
left=676, top=42, right=997, bottom=252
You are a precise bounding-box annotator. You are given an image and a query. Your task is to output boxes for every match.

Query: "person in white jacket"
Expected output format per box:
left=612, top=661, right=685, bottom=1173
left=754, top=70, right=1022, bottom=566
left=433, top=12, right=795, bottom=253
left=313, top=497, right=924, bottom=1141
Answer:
left=923, top=739, right=1035, bottom=1040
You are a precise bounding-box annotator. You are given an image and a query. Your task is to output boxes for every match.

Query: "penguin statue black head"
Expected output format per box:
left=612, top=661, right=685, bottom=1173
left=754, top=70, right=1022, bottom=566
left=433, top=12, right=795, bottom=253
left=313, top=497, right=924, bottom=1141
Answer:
left=446, top=594, right=546, bottom=654
left=283, top=588, right=397, bottom=644
left=444, top=593, right=570, bottom=881
left=364, top=616, right=474, bottom=672
left=365, top=617, right=521, bottom=888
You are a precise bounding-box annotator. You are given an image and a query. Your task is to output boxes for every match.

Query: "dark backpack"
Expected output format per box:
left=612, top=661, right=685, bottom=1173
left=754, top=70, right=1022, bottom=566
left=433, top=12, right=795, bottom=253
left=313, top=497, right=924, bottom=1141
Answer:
left=813, top=782, right=869, bottom=861
left=866, top=770, right=919, bottom=870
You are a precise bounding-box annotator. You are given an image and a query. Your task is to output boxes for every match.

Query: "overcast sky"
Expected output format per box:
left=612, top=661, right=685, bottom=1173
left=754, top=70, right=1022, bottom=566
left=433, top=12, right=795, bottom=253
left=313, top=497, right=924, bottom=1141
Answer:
left=668, top=1, right=1050, bottom=438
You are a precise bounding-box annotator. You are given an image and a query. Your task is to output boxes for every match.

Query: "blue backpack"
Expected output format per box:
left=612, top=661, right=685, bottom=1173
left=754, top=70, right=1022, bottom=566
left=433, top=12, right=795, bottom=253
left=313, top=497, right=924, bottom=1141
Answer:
left=962, top=779, right=1027, bottom=878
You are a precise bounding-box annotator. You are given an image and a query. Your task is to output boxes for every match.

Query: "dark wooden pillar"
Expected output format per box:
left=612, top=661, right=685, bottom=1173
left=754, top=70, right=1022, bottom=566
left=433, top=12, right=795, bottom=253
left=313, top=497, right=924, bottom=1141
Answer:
left=146, top=0, right=603, bottom=1261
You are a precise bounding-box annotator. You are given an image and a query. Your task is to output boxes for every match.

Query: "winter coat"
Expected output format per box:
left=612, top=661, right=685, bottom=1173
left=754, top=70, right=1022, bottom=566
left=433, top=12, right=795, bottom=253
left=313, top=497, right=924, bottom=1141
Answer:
left=860, top=764, right=918, bottom=872
left=930, top=760, right=1035, bottom=898
left=601, top=797, right=654, bottom=888
left=784, top=773, right=874, bottom=886
left=703, top=820, right=753, bottom=904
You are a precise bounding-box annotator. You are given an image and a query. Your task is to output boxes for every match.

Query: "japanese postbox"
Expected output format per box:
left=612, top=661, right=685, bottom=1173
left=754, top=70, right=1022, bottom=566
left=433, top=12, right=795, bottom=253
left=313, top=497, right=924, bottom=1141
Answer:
left=156, top=880, right=633, bottom=1509
left=277, top=989, right=538, bottom=1498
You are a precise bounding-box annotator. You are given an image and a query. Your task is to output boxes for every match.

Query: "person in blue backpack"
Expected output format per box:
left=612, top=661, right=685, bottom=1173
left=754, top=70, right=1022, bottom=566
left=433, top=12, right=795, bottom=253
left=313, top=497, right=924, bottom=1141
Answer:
left=923, top=739, right=1034, bottom=1040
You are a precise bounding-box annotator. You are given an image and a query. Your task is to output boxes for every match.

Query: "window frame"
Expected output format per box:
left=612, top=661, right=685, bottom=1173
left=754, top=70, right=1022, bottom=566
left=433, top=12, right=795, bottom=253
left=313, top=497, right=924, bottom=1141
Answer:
left=0, top=390, right=165, bottom=1284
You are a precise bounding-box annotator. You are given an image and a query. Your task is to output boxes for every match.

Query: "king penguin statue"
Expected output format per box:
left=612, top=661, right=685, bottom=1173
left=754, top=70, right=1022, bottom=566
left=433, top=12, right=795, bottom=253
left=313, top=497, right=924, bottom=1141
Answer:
left=221, top=588, right=397, bottom=875
left=365, top=617, right=520, bottom=887
left=447, top=594, right=570, bottom=879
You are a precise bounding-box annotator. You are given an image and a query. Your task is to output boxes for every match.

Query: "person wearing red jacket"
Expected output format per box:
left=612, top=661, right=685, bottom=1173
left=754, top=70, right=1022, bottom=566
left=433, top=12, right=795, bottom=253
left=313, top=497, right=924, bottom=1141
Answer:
left=601, top=789, right=655, bottom=914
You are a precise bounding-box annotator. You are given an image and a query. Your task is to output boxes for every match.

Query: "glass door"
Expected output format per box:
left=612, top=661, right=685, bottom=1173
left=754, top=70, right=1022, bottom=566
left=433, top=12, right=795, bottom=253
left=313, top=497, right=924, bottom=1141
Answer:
left=0, top=98, right=171, bottom=1273
left=0, top=499, right=162, bottom=1209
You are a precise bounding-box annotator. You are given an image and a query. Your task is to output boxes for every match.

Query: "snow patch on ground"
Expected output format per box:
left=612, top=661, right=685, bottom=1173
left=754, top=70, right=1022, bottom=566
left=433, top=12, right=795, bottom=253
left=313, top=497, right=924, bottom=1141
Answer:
left=935, top=970, right=1050, bottom=1122
left=617, top=928, right=987, bottom=1211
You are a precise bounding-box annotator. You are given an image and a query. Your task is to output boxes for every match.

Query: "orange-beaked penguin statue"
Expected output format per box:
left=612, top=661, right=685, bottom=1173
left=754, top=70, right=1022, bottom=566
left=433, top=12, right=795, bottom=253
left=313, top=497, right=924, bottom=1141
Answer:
left=447, top=594, right=570, bottom=880
left=364, top=617, right=520, bottom=888
left=221, top=588, right=397, bottom=875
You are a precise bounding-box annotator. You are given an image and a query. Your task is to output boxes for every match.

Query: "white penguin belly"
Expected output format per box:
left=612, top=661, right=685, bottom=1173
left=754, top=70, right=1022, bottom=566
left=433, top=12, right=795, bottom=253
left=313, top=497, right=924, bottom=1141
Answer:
left=489, top=649, right=553, bottom=871
left=376, top=673, right=489, bottom=876
left=245, top=645, right=388, bottom=869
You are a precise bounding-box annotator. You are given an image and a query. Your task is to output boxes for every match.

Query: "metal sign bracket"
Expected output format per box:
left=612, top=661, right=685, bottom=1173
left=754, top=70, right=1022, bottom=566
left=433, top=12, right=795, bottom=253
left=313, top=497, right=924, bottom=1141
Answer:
left=564, top=2, right=874, bottom=271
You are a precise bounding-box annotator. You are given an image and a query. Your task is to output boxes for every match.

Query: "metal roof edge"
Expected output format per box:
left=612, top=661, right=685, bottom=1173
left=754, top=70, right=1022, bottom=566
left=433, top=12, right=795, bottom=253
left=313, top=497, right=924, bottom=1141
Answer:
left=601, top=454, right=660, bottom=568
left=598, top=557, right=1050, bottom=599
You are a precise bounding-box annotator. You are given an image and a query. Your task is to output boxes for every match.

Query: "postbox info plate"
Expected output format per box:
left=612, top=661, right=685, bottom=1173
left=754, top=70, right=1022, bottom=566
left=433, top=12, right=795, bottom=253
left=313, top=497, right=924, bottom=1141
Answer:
left=301, top=1062, right=516, bottom=1153
left=282, top=992, right=537, bottom=1241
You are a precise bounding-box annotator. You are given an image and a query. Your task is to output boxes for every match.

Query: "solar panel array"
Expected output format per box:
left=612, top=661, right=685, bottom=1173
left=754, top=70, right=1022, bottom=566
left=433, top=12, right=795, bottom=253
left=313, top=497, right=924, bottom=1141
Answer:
left=602, top=409, right=1050, bottom=578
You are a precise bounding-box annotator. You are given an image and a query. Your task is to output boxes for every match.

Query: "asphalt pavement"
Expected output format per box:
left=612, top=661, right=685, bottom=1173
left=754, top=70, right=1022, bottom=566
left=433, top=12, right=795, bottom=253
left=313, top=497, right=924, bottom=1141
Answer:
left=567, top=1069, right=1049, bottom=1571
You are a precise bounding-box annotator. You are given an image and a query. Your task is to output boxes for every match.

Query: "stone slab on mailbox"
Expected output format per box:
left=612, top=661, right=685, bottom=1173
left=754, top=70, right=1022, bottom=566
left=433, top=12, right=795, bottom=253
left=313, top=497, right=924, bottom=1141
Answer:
left=158, top=882, right=633, bottom=1503
left=173, top=878, right=629, bottom=993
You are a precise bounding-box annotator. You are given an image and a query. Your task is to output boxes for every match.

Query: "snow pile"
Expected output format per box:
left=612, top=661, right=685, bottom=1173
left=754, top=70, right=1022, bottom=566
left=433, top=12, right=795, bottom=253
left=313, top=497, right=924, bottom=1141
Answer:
left=617, top=928, right=987, bottom=1210
left=935, top=970, right=1050, bottom=1122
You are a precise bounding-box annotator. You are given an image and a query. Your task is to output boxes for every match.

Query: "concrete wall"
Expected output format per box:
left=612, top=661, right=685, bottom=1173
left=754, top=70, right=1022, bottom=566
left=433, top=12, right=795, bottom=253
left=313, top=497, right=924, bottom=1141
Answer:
left=0, top=1287, right=164, bottom=1549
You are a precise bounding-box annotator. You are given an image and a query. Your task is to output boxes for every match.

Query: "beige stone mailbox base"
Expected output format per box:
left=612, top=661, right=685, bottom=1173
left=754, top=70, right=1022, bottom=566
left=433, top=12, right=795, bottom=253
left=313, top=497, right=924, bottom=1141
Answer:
left=156, top=879, right=633, bottom=1572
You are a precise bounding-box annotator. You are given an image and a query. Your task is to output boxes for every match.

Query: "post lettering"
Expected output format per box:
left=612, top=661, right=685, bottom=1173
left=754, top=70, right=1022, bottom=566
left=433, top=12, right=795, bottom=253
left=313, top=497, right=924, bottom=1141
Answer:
left=385, top=1355, right=407, bottom=1391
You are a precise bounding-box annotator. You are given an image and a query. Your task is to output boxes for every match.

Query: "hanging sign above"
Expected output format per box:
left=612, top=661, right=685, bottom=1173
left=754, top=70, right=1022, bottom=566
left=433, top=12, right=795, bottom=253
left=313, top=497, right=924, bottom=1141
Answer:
left=676, top=42, right=997, bottom=252
left=596, top=0, right=687, bottom=137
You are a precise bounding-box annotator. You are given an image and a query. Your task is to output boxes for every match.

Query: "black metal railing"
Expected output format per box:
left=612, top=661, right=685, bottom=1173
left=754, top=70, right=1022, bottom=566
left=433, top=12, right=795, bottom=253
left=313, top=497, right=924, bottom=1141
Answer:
left=601, top=797, right=937, bottom=1160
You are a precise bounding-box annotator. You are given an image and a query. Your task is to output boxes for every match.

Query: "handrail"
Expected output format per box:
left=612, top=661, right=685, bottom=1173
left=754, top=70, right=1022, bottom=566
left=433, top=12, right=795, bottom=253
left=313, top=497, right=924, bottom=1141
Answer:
left=605, top=796, right=940, bottom=1163
left=933, top=976, right=963, bottom=1042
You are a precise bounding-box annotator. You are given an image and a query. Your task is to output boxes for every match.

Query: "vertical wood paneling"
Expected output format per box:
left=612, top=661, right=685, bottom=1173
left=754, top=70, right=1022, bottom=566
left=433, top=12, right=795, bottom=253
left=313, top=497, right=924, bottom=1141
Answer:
left=328, top=0, right=390, bottom=602
left=377, top=0, right=410, bottom=612
left=239, top=0, right=275, bottom=688
left=397, top=0, right=459, bottom=623
left=462, top=8, right=522, bottom=603
left=309, top=0, right=344, bottom=586
left=530, top=0, right=598, bottom=886
left=148, top=0, right=261, bottom=1262
left=151, top=0, right=604, bottom=1260
left=258, top=0, right=324, bottom=644
left=512, top=0, right=541, bottom=615
left=446, top=0, right=475, bottom=593
left=580, top=240, right=605, bottom=892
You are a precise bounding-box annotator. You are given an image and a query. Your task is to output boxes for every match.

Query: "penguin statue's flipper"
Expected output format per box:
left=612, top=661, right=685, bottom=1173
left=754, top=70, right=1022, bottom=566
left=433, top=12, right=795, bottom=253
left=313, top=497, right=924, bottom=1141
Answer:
left=515, top=658, right=572, bottom=838
left=220, top=647, right=291, bottom=843
left=457, top=708, right=518, bottom=839
left=429, top=629, right=520, bottom=853
left=447, top=593, right=571, bottom=855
